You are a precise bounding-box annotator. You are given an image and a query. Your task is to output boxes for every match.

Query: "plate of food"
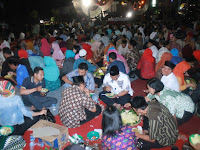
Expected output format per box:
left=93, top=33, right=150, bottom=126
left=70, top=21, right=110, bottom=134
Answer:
left=120, top=108, right=141, bottom=126
left=0, top=126, right=14, bottom=136
left=41, top=88, right=49, bottom=93
left=87, top=131, right=99, bottom=141
left=4, top=75, right=13, bottom=79
left=105, top=93, right=115, bottom=98
left=189, top=134, right=200, bottom=145
left=70, top=134, right=83, bottom=144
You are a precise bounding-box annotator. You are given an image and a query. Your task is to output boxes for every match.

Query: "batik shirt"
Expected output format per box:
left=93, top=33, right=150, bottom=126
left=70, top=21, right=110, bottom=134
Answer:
left=102, top=72, right=133, bottom=96
left=59, top=85, right=96, bottom=128
left=147, top=87, right=194, bottom=119
left=102, top=125, right=137, bottom=150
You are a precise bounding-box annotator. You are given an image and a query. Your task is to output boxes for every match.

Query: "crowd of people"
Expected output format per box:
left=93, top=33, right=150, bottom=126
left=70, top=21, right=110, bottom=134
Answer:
left=0, top=19, right=200, bottom=150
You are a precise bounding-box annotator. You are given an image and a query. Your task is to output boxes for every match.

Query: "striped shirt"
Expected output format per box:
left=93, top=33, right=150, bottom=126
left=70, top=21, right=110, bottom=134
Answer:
left=147, top=100, right=178, bottom=147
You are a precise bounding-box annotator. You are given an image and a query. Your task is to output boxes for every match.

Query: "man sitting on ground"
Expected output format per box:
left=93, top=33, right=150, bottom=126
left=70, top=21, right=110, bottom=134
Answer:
left=73, top=49, right=96, bottom=73
left=161, top=61, right=179, bottom=92
left=99, top=65, right=133, bottom=108
left=107, top=52, right=126, bottom=74
left=62, top=63, right=98, bottom=102
left=125, top=96, right=178, bottom=149
left=20, top=67, right=57, bottom=110
left=59, top=76, right=101, bottom=128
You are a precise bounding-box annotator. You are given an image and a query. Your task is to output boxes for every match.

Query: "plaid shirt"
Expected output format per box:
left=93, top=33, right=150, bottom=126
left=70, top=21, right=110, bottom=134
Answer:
left=59, top=85, right=95, bottom=128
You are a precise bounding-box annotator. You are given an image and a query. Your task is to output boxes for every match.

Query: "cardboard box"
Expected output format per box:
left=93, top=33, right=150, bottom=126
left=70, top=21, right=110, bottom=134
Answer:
left=31, top=120, right=68, bottom=149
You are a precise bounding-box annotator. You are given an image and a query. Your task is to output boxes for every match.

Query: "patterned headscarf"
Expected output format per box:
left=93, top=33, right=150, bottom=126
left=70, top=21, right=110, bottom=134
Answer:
left=155, top=52, right=172, bottom=72
left=0, top=80, right=15, bottom=97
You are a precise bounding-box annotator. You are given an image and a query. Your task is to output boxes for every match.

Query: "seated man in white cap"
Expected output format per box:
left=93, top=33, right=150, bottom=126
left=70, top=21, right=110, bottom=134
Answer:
left=73, top=49, right=96, bottom=73
left=99, top=65, right=133, bottom=108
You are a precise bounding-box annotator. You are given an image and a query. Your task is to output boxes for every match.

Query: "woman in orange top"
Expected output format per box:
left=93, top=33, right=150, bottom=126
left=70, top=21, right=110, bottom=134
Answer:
left=173, top=61, right=196, bottom=92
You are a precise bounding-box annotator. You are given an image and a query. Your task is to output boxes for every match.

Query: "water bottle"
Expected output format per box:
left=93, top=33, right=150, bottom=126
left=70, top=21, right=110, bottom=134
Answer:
left=52, top=104, right=56, bottom=111
left=30, top=135, right=35, bottom=150
left=29, top=141, right=35, bottom=150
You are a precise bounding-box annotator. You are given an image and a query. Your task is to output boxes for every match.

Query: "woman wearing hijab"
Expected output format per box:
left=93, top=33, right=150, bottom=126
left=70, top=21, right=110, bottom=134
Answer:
left=91, top=41, right=104, bottom=67
left=43, top=56, right=61, bottom=91
left=0, top=80, right=47, bottom=135
left=60, top=50, right=76, bottom=78
left=155, top=52, right=172, bottom=79
left=136, top=48, right=156, bottom=80
left=40, top=38, right=51, bottom=56
left=173, top=61, right=196, bottom=93
left=52, top=42, right=65, bottom=67
left=156, top=47, right=170, bottom=64
left=170, top=48, right=183, bottom=65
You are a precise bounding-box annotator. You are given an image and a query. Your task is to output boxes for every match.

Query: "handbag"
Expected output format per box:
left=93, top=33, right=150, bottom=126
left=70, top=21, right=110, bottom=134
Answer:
left=40, top=109, right=56, bottom=123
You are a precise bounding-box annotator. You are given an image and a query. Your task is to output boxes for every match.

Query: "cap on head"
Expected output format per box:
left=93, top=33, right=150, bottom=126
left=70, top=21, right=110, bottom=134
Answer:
left=79, top=49, right=87, bottom=57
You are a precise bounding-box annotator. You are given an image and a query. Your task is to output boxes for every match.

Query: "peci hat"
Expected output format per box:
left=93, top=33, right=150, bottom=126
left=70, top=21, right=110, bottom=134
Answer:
left=110, top=65, right=119, bottom=76
left=79, top=49, right=87, bottom=57
left=164, top=61, right=176, bottom=70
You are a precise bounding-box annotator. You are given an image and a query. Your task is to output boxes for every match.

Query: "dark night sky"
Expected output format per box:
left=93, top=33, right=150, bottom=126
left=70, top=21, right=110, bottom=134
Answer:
left=2, top=0, right=72, bottom=32
left=4, top=0, right=71, bottom=22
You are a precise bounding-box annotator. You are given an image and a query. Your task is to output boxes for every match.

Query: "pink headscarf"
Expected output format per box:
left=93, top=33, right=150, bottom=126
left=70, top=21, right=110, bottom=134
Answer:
left=107, top=49, right=130, bottom=74
left=52, top=42, right=65, bottom=66
left=41, top=38, right=50, bottom=56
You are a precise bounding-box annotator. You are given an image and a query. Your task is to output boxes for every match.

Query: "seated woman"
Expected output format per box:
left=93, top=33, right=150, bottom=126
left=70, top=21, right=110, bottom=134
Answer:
left=7, top=56, right=29, bottom=88
left=91, top=41, right=104, bottom=67
left=59, top=76, right=101, bottom=128
left=28, top=55, right=45, bottom=71
left=60, top=50, right=75, bottom=78
left=0, top=80, right=46, bottom=135
left=173, top=61, right=196, bottom=93
left=136, top=48, right=156, bottom=80
left=155, top=52, right=172, bottom=79
left=43, top=56, right=61, bottom=91
left=102, top=105, right=137, bottom=150
left=170, top=48, right=183, bottom=65
left=146, top=78, right=195, bottom=126
left=52, top=42, right=65, bottom=67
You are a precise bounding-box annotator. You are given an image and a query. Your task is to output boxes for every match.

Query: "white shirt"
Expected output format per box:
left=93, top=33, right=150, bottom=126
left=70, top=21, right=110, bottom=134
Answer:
left=117, top=43, right=129, bottom=56
left=150, top=32, right=157, bottom=39
left=150, top=45, right=158, bottom=59
left=161, top=73, right=180, bottom=92
left=103, top=72, right=133, bottom=96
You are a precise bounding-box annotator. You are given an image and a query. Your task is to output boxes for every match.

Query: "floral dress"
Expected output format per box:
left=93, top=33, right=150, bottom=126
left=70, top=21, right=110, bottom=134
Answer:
left=102, top=125, right=137, bottom=150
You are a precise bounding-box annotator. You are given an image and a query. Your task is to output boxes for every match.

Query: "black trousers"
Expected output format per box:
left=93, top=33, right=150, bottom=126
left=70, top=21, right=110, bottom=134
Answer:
left=11, top=116, right=40, bottom=135
left=80, top=104, right=101, bottom=125
left=177, top=111, right=193, bottom=126
left=99, top=91, right=131, bottom=105
left=137, top=116, right=163, bottom=150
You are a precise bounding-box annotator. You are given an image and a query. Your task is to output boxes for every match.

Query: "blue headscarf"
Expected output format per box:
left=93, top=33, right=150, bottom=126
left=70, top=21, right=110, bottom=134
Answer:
left=65, top=50, right=75, bottom=59
left=43, top=56, right=60, bottom=81
left=171, top=48, right=179, bottom=56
